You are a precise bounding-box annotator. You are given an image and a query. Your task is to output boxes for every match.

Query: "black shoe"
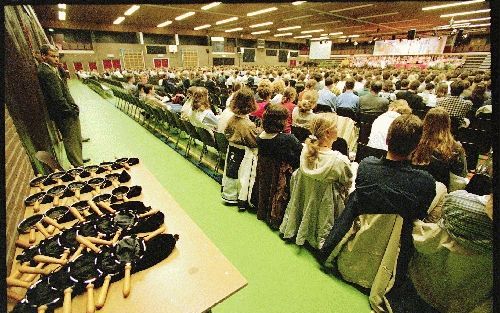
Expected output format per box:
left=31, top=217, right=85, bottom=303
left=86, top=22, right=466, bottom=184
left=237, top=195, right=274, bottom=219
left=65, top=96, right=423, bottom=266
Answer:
left=83, top=158, right=91, bottom=163
left=82, top=138, right=90, bottom=142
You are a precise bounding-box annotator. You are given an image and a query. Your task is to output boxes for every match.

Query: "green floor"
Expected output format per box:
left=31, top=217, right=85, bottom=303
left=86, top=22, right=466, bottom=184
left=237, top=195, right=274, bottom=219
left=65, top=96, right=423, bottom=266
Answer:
left=71, top=79, right=371, bottom=313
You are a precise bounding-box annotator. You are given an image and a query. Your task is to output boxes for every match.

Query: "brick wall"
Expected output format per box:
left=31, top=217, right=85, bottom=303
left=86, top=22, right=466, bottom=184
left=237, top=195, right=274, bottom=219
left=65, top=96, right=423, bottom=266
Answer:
left=5, top=106, right=34, bottom=275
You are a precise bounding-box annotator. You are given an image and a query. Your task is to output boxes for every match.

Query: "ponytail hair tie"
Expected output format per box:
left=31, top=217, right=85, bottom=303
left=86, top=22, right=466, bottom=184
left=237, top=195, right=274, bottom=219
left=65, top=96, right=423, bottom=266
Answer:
left=308, top=134, right=318, bottom=141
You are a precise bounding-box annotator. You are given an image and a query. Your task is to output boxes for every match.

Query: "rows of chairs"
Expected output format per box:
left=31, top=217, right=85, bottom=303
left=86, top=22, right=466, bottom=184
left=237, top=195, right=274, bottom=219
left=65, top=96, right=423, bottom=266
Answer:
left=95, top=83, right=229, bottom=174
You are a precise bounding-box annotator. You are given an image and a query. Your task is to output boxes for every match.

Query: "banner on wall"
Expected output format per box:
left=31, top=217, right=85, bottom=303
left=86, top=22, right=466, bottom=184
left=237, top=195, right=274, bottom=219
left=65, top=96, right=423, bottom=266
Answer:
left=373, top=36, right=447, bottom=55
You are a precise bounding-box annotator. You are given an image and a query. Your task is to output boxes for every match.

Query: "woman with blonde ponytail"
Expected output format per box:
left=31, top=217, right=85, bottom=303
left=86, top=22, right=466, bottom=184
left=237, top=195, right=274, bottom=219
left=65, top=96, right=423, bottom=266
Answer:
left=280, top=113, right=353, bottom=249
left=292, top=90, right=317, bottom=129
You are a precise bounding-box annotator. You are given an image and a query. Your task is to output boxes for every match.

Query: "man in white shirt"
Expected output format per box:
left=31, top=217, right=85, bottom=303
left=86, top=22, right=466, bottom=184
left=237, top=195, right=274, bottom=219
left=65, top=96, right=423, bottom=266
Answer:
left=367, top=99, right=412, bottom=151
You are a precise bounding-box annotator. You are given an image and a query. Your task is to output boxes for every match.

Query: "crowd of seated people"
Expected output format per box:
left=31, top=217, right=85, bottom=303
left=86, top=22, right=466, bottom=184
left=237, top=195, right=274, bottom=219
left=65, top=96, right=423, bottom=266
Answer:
left=84, top=63, right=493, bottom=312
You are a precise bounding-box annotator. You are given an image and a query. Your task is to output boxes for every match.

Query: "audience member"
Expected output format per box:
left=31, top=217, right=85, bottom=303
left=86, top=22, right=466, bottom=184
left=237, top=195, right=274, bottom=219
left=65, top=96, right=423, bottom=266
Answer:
left=255, top=104, right=303, bottom=229
left=336, top=78, right=359, bottom=113
left=412, top=107, right=467, bottom=189
left=189, top=87, right=219, bottom=132
left=280, top=113, right=353, bottom=249
left=251, top=82, right=273, bottom=120
left=270, top=79, right=286, bottom=105
left=396, top=80, right=425, bottom=111
left=320, top=114, right=436, bottom=311
left=359, top=81, right=389, bottom=116
left=280, top=87, right=297, bottom=134
left=316, top=78, right=337, bottom=112
left=292, top=90, right=318, bottom=129
left=437, top=80, right=473, bottom=128
left=368, top=99, right=412, bottom=151
left=222, top=87, right=259, bottom=210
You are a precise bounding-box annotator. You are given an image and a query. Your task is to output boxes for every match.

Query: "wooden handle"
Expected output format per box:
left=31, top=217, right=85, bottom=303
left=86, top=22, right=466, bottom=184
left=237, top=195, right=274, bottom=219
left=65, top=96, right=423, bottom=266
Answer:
left=88, top=200, right=103, bottom=216
left=69, top=244, right=85, bottom=262
left=86, top=283, right=95, bottom=313
left=144, top=225, right=166, bottom=242
left=7, top=277, right=31, bottom=288
left=33, top=201, right=40, bottom=213
left=15, top=239, right=31, bottom=250
left=43, top=216, right=65, bottom=230
left=138, top=209, right=159, bottom=219
left=112, top=229, right=122, bottom=244
left=96, top=275, right=111, bottom=309
left=85, top=236, right=112, bottom=246
left=61, top=249, right=71, bottom=261
left=68, top=207, right=85, bottom=222
left=35, top=222, right=51, bottom=239
left=63, top=287, right=72, bottom=313
left=18, top=265, right=49, bottom=275
left=60, top=197, right=68, bottom=206
left=123, top=263, right=132, bottom=298
left=76, top=235, right=101, bottom=253
left=38, top=304, right=48, bottom=313
left=33, top=255, right=68, bottom=265
left=20, top=263, right=44, bottom=282
left=29, top=228, right=36, bottom=244
left=53, top=195, right=60, bottom=206
left=97, top=201, right=115, bottom=214
left=46, top=225, right=56, bottom=235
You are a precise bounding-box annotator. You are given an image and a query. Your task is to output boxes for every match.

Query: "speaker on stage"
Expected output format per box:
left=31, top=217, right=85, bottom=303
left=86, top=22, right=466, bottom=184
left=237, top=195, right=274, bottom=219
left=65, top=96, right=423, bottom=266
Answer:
left=408, top=29, right=416, bottom=40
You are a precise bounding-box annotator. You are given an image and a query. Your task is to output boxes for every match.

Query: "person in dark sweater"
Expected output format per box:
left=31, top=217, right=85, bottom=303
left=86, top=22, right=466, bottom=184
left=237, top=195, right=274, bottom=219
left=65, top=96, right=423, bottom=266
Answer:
left=320, top=114, right=436, bottom=299
left=396, top=80, right=425, bottom=111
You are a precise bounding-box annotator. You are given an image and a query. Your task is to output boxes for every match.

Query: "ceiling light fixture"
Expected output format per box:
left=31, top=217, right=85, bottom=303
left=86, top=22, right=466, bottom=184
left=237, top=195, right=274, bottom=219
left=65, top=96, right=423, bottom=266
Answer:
left=311, top=21, right=341, bottom=26
left=194, top=24, right=211, bottom=30
left=300, top=29, right=324, bottom=34
left=124, top=5, right=140, bottom=16
left=440, top=9, right=490, bottom=18
left=283, top=14, right=312, bottom=21
left=175, top=11, right=195, bottom=20
left=113, top=16, right=125, bottom=24
left=251, top=30, right=270, bottom=35
left=348, top=34, right=360, bottom=37
left=464, top=23, right=491, bottom=27
left=58, top=11, right=66, bottom=20
left=211, top=37, right=225, bottom=42
left=294, top=35, right=312, bottom=38
left=330, top=4, right=374, bottom=13
left=201, top=2, right=221, bottom=10
left=292, top=1, right=306, bottom=5
left=249, top=22, right=273, bottom=28
left=48, top=28, right=54, bottom=32
left=216, top=17, right=238, bottom=25
left=225, top=27, right=243, bottom=32
left=329, top=32, right=343, bottom=36
left=157, top=20, right=173, bottom=27
left=454, top=16, right=490, bottom=23
left=422, top=0, right=485, bottom=11
left=277, top=25, right=301, bottom=31
left=57, top=4, right=66, bottom=9
left=358, top=12, right=399, bottom=19
left=247, top=7, right=278, bottom=16
left=312, top=37, right=329, bottom=40
left=274, top=33, right=293, bottom=37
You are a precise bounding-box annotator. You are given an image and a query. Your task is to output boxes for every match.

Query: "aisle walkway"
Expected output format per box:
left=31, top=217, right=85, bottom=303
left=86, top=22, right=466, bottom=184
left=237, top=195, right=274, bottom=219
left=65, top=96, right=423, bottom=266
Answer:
left=70, top=79, right=371, bottom=313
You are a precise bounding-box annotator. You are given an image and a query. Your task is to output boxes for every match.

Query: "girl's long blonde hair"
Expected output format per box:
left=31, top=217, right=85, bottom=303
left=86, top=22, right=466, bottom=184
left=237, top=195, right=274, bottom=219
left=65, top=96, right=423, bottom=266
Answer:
left=304, top=113, right=338, bottom=168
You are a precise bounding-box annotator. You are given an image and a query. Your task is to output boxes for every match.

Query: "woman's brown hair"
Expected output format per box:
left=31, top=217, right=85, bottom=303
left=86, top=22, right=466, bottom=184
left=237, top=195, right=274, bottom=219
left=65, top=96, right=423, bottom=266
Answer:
left=412, top=107, right=463, bottom=164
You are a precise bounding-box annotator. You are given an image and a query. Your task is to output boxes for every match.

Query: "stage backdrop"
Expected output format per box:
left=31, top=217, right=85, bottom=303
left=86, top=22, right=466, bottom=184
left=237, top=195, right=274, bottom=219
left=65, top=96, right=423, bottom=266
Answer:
left=373, top=36, right=447, bottom=55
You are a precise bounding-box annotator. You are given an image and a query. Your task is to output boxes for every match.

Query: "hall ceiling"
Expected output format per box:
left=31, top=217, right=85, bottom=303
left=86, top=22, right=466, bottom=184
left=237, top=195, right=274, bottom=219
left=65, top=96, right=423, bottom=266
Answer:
left=32, top=1, right=491, bottom=42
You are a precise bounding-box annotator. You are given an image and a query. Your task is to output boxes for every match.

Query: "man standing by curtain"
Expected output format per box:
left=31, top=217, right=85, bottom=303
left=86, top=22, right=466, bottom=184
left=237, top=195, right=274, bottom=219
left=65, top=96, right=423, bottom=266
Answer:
left=37, top=44, right=88, bottom=167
